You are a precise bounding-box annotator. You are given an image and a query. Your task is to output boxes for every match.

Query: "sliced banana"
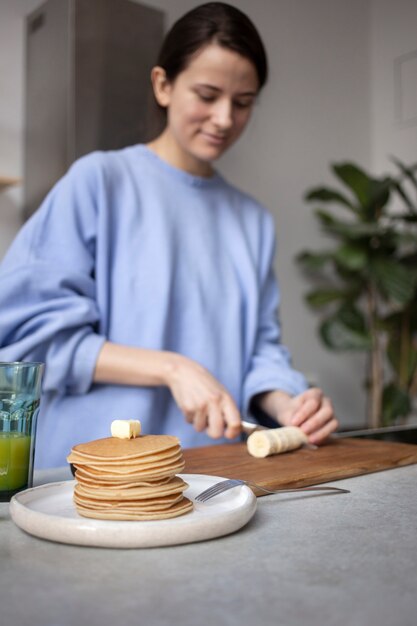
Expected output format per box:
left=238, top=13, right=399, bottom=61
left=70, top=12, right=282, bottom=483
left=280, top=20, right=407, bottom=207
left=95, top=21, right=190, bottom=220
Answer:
left=247, top=426, right=308, bottom=458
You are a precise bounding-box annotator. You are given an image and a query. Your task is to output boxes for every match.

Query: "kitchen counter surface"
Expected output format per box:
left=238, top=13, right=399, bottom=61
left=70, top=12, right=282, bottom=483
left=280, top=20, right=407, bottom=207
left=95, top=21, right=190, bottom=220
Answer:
left=1, top=462, right=416, bottom=626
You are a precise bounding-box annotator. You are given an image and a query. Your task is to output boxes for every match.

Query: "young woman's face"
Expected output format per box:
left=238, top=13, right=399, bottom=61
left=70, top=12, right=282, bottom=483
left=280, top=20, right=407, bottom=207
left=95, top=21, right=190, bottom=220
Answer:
left=153, top=44, right=259, bottom=175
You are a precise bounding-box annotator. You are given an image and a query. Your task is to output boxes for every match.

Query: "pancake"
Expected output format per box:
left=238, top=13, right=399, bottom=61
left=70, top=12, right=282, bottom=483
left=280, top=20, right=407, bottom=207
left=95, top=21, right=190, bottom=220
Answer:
left=68, top=446, right=182, bottom=467
left=67, top=428, right=193, bottom=521
left=74, top=471, right=173, bottom=489
left=85, top=458, right=185, bottom=475
left=75, top=497, right=194, bottom=521
left=67, top=435, right=180, bottom=462
left=72, top=459, right=185, bottom=481
left=74, top=488, right=185, bottom=511
left=83, top=451, right=184, bottom=472
left=74, top=476, right=188, bottom=501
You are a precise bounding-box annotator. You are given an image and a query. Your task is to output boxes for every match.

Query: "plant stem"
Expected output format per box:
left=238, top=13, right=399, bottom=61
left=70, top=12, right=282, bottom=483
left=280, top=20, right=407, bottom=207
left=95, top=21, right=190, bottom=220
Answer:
left=410, top=370, right=417, bottom=396
left=367, top=283, right=383, bottom=427
left=409, top=335, right=417, bottom=395
left=399, top=308, right=410, bottom=390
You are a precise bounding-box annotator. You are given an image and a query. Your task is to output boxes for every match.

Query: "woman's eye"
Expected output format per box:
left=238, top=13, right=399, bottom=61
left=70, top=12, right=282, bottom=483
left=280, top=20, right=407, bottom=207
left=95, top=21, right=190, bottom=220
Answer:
left=195, top=90, right=254, bottom=108
left=195, top=90, right=216, bottom=102
left=234, top=100, right=253, bottom=110
left=198, top=93, right=216, bottom=103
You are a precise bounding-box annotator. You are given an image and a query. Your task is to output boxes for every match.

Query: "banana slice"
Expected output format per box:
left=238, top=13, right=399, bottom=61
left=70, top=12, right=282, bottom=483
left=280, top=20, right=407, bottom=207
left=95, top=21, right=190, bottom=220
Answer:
left=111, top=420, right=142, bottom=439
left=247, top=426, right=308, bottom=458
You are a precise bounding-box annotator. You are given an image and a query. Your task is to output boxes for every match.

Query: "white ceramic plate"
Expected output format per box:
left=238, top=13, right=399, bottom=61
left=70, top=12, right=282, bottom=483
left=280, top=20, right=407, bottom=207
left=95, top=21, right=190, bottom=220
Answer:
left=9, top=474, right=257, bottom=548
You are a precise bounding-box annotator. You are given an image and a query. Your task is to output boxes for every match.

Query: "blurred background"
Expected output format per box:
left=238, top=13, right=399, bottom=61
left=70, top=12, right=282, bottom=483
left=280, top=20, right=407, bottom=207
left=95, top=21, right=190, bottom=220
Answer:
left=1, top=0, right=416, bottom=429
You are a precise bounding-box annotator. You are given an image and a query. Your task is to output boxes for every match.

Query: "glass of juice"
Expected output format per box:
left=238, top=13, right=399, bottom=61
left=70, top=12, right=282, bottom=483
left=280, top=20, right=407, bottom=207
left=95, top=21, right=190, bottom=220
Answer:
left=0, top=362, right=44, bottom=501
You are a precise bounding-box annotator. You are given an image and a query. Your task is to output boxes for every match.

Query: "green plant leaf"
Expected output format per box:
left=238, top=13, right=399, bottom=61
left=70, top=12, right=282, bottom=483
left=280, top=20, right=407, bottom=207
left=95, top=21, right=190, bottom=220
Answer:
left=391, top=157, right=417, bottom=192
left=383, top=302, right=417, bottom=334
left=332, top=163, right=391, bottom=218
left=305, top=288, right=350, bottom=309
left=333, top=265, right=367, bottom=290
left=399, top=214, right=417, bottom=223
left=332, top=163, right=372, bottom=206
left=382, top=383, right=412, bottom=425
left=387, top=336, right=417, bottom=389
left=319, top=306, right=371, bottom=351
left=297, top=157, right=417, bottom=419
left=338, top=303, right=368, bottom=331
left=296, top=250, right=333, bottom=271
left=392, top=180, right=417, bottom=213
left=400, top=253, right=417, bottom=280
left=305, top=187, right=357, bottom=212
left=369, top=257, right=416, bottom=305
left=334, top=243, right=368, bottom=270
left=315, top=210, right=381, bottom=239
left=384, top=305, right=417, bottom=388
left=314, top=209, right=337, bottom=226
left=391, top=230, right=417, bottom=248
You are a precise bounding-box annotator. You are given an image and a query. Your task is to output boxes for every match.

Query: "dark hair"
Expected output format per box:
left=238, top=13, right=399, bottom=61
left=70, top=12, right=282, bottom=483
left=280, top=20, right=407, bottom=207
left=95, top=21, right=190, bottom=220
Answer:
left=157, top=2, right=268, bottom=89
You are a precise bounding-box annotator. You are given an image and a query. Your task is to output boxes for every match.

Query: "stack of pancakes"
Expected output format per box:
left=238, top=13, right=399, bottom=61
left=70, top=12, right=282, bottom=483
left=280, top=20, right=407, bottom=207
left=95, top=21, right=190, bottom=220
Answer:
left=67, top=434, right=193, bottom=521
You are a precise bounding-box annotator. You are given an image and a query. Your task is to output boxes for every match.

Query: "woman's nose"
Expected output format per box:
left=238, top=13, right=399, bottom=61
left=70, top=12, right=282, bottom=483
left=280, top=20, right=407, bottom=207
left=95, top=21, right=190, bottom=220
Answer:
left=212, top=99, right=233, bottom=129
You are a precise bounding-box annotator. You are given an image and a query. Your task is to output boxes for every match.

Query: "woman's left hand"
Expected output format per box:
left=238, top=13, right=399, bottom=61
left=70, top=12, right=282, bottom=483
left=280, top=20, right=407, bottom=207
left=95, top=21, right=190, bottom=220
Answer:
left=275, top=387, right=338, bottom=444
left=257, top=387, right=339, bottom=444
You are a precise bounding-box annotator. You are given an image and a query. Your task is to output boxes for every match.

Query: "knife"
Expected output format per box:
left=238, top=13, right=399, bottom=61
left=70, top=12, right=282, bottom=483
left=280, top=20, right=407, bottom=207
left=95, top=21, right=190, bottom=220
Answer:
left=242, top=420, right=417, bottom=442
left=333, top=423, right=417, bottom=438
left=240, top=420, right=269, bottom=435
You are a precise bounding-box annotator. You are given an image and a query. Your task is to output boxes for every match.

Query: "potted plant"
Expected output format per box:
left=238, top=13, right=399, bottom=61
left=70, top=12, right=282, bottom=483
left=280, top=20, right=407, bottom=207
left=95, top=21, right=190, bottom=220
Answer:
left=297, top=158, right=417, bottom=428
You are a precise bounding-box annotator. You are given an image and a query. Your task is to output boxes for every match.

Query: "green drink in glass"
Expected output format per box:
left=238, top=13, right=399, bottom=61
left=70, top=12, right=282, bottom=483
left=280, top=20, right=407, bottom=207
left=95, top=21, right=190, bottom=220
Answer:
left=0, top=362, right=44, bottom=501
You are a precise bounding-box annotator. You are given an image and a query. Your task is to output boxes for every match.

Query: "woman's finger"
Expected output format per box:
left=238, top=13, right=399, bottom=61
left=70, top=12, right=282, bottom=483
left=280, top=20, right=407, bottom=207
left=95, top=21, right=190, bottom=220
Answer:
left=291, top=395, right=322, bottom=426
left=298, top=408, right=332, bottom=435
left=308, top=417, right=339, bottom=445
left=192, top=409, right=208, bottom=432
left=298, top=398, right=336, bottom=437
left=222, top=396, right=242, bottom=439
left=205, top=401, right=225, bottom=439
left=183, top=407, right=196, bottom=424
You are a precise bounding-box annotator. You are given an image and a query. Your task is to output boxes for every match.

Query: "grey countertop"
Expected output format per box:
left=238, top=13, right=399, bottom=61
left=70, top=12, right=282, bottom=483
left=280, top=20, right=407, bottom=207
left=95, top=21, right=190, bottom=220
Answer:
left=1, top=463, right=416, bottom=626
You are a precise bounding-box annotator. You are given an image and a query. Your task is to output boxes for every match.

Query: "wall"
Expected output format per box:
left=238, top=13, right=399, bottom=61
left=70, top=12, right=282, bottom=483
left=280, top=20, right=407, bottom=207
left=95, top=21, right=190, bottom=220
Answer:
left=370, top=0, right=417, bottom=174
left=0, top=0, right=379, bottom=427
left=218, top=0, right=372, bottom=427
left=0, top=0, right=41, bottom=253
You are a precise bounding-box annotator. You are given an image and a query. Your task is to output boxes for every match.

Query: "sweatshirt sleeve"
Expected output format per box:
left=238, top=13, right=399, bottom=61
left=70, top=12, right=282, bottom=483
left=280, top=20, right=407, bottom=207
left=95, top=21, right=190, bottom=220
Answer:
left=0, top=155, right=106, bottom=394
left=241, top=212, right=308, bottom=416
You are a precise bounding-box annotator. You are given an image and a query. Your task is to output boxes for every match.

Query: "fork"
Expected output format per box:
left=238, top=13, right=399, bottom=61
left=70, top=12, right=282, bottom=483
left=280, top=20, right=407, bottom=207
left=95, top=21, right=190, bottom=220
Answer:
left=194, top=478, right=349, bottom=502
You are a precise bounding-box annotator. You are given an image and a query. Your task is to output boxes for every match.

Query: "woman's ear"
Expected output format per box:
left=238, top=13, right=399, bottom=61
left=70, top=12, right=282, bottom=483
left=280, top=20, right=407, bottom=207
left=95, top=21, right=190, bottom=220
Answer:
left=151, top=66, right=172, bottom=108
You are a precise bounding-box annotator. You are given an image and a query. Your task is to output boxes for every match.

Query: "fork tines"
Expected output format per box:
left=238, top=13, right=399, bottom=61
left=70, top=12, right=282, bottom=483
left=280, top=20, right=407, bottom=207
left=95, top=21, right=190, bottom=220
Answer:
left=194, top=478, right=244, bottom=502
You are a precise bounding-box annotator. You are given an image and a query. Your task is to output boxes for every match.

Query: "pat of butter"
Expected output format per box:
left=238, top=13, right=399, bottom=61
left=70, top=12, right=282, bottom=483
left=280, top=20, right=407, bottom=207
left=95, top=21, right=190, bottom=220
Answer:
left=111, top=420, right=141, bottom=439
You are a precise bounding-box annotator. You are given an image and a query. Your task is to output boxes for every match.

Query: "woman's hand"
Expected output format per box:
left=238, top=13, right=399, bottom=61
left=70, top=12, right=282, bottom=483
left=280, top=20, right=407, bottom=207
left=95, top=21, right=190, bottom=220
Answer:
left=278, top=388, right=338, bottom=444
left=256, top=388, right=338, bottom=445
left=94, top=343, right=241, bottom=440
left=165, top=355, right=241, bottom=440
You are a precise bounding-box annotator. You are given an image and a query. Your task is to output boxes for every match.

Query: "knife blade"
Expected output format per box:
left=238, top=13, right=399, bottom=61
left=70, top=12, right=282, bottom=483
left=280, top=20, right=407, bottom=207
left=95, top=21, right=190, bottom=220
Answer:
left=240, top=420, right=268, bottom=435
left=333, top=423, right=417, bottom=438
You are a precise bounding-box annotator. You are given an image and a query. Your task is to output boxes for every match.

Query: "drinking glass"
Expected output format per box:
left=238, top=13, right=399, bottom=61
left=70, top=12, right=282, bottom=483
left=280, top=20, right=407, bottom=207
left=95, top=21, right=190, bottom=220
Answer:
left=0, top=362, right=44, bottom=501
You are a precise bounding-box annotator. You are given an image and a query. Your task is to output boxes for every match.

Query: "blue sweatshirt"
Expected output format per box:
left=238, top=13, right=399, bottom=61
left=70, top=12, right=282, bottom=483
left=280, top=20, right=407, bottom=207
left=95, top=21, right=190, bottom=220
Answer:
left=0, top=145, right=307, bottom=467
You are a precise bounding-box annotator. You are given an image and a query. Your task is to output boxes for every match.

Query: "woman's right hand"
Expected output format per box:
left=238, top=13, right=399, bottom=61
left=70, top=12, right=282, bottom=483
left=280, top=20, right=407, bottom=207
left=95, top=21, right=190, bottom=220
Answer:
left=94, top=343, right=241, bottom=439
left=164, top=354, right=241, bottom=440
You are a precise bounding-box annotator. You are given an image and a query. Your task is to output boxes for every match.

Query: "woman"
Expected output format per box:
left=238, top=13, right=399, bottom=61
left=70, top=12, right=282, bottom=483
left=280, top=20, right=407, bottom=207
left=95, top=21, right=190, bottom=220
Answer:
left=0, top=3, right=337, bottom=468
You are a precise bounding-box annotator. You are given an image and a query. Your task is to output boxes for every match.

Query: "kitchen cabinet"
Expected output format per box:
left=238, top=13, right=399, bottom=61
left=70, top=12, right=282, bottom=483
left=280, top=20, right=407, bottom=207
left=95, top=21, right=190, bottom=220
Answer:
left=24, top=0, right=164, bottom=218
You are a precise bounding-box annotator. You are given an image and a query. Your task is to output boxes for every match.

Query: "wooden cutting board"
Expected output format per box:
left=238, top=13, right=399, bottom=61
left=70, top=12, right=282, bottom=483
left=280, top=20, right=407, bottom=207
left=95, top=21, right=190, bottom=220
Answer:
left=183, top=438, right=417, bottom=496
